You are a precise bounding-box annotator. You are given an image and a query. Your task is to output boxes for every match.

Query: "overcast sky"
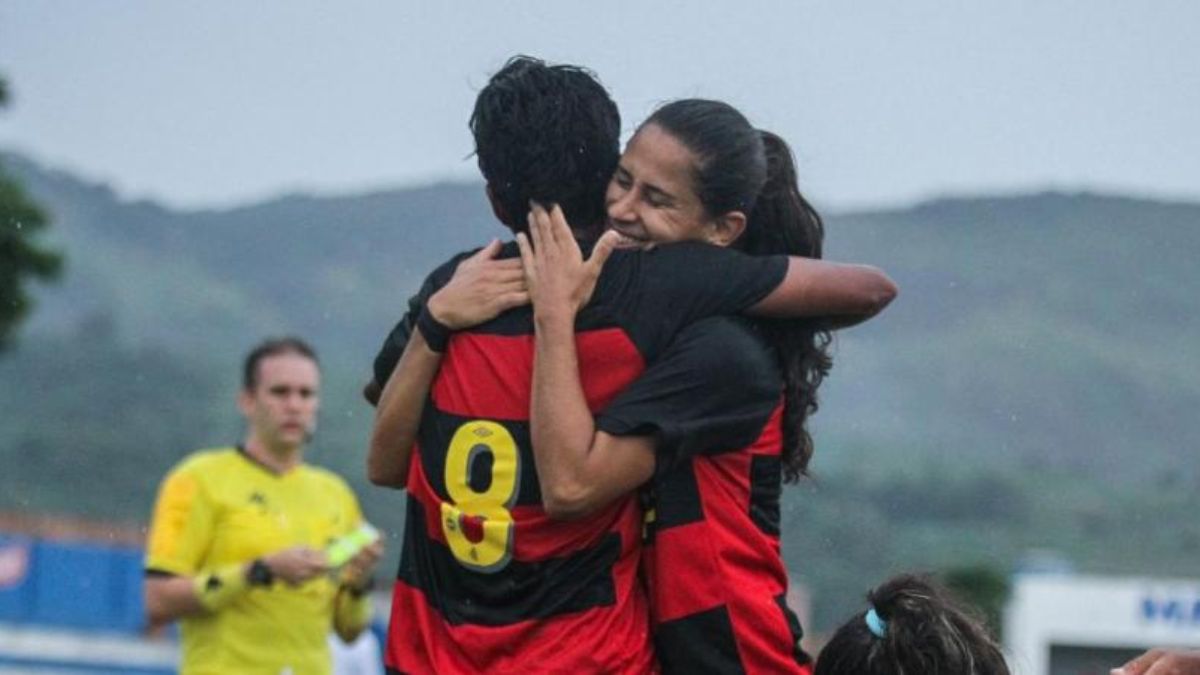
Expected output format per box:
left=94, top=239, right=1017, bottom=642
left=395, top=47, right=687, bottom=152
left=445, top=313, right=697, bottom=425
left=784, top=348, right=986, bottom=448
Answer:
left=2, top=1, right=1197, bottom=211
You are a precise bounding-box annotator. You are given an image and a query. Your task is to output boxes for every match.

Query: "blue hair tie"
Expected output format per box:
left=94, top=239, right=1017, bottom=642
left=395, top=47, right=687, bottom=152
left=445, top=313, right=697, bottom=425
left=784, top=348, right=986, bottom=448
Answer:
left=865, top=608, right=888, bottom=638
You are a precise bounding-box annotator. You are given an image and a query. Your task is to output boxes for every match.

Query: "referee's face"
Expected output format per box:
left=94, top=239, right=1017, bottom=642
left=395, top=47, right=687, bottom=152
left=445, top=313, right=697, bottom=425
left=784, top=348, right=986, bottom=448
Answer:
left=240, top=352, right=321, bottom=452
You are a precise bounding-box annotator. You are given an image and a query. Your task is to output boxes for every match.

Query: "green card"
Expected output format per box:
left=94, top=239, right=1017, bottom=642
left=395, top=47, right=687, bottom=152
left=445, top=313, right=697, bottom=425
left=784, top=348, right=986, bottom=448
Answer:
left=326, top=523, right=380, bottom=568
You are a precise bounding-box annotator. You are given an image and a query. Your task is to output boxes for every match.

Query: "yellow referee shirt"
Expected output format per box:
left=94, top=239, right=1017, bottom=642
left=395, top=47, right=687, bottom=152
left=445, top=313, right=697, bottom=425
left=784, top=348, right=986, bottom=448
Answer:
left=146, top=447, right=364, bottom=675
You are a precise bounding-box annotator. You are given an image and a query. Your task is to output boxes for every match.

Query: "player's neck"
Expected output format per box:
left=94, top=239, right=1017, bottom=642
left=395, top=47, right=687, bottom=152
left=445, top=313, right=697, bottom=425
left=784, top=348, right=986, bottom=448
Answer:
left=242, top=436, right=303, bottom=474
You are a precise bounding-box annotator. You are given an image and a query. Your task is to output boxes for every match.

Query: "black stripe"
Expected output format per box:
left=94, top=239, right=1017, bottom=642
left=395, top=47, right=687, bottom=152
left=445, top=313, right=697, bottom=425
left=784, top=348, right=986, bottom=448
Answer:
left=456, top=297, right=622, bottom=336
left=651, top=462, right=704, bottom=532
left=749, top=455, right=781, bottom=536
left=418, top=408, right=543, bottom=507
left=775, top=592, right=812, bottom=665
left=397, top=495, right=619, bottom=626
left=143, top=568, right=176, bottom=578
left=655, top=605, right=745, bottom=675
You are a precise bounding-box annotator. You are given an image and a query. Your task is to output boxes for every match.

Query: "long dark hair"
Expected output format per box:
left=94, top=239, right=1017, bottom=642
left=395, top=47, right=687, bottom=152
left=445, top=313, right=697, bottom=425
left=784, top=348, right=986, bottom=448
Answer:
left=815, top=575, right=1011, bottom=675
left=643, top=99, right=832, bottom=482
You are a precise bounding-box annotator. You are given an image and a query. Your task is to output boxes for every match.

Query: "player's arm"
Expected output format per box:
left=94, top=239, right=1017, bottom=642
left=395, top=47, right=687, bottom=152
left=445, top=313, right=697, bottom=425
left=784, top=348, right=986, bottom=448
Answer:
left=367, top=330, right=441, bottom=488
left=750, top=256, right=897, bottom=327
left=366, top=240, right=529, bottom=488
left=530, top=300, right=656, bottom=519
left=519, top=206, right=660, bottom=518
left=620, top=239, right=895, bottom=343
left=530, top=315, right=776, bottom=518
left=522, top=207, right=783, bottom=518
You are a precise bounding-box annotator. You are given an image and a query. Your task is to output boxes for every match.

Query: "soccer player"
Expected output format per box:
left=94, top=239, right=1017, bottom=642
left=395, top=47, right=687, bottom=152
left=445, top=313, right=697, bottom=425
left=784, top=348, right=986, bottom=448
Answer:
left=144, top=337, right=382, bottom=675
left=520, top=99, right=882, bottom=673
left=365, top=58, right=893, bottom=673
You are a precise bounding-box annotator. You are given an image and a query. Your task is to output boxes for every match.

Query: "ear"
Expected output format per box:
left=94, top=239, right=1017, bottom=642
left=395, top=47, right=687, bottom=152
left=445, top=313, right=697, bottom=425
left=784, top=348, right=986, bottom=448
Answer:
left=705, top=211, right=747, bottom=248
left=485, top=183, right=514, bottom=230
left=237, top=388, right=255, bottom=417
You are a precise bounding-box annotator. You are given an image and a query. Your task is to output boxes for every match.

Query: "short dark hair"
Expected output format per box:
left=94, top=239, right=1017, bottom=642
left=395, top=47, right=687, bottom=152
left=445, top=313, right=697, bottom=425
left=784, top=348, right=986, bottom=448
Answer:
left=242, top=337, right=318, bottom=391
left=470, top=55, right=620, bottom=234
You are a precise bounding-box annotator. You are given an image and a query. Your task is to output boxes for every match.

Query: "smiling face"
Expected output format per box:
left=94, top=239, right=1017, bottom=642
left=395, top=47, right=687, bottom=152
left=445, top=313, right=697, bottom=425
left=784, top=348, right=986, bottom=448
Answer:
left=605, top=123, right=733, bottom=249
left=238, top=351, right=320, bottom=454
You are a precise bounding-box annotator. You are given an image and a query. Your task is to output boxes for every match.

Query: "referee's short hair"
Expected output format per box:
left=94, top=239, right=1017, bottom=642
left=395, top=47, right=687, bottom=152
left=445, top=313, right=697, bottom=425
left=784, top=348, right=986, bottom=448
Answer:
left=242, top=337, right=319, bottom=391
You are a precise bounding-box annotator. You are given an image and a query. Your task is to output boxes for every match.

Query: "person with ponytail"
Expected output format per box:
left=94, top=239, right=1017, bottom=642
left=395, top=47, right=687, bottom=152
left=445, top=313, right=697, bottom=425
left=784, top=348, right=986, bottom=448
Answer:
left=520, top=98, right=895, bottom=673
left=366, top=60, right=895, bottom=672
left=814, top=574, right=1011, bottom=675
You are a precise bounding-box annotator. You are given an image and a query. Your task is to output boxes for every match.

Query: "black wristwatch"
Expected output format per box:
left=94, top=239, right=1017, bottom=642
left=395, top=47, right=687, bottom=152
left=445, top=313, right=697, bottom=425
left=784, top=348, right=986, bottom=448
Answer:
left=247, top=558, right=274, bottom=587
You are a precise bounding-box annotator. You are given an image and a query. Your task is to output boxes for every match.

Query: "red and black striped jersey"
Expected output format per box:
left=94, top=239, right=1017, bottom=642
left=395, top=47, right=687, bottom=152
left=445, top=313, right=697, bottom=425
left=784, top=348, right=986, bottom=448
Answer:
left=597, top=317, right=814, bottom=674
left=372, top=241, right=788, bottom=674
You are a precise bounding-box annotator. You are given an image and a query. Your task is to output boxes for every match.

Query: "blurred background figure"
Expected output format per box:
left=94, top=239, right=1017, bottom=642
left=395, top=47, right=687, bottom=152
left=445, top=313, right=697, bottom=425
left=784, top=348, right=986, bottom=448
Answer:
left=814, top=574, right=1010, bottom=675
left=143, top=337, right=381, bottom=675
left=1114, top=648, right=1200, bottom=675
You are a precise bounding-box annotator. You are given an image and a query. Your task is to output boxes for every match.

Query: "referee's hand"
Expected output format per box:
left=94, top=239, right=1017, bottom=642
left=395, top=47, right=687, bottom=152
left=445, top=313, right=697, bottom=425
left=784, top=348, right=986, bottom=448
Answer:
left=263, top=546, right=329, bottom=586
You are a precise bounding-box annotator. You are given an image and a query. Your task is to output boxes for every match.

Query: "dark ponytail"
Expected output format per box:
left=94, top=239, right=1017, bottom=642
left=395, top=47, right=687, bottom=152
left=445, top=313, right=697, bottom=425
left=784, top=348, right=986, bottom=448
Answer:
left=643, top=100, right=831, bottom=481
left=815, top=575, right=1011, bottom=675
left=742, top=131, right=832, bottom=482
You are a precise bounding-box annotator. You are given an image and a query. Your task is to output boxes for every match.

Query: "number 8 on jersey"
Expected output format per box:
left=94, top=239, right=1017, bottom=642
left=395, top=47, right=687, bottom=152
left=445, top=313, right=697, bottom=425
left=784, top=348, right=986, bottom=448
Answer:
left=440, top=420, right=520, bottom=572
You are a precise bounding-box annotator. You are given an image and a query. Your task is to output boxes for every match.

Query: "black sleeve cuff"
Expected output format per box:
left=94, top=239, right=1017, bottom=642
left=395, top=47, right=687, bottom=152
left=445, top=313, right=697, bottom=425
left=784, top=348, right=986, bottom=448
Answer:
left=416, top=306, right=452, bottom=352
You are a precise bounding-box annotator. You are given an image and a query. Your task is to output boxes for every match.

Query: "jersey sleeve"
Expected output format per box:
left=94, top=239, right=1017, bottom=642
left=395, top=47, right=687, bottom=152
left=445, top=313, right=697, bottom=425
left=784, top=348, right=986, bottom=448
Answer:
left=370, top=249, right=478, bottom=390
left=597, top=242, right=788, bottom=362
left=145, top=464, right=215, bottom=576
left=594, top=317, right=782, bottom=474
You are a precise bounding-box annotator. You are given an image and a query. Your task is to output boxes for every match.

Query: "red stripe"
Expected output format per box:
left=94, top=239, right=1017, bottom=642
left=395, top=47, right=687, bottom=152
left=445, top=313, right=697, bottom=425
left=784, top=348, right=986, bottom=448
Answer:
left=432, top=330, right=644, bottom=420
left=645, top=521, right=728, bottom=623
left=386, top=559, right=654, bottom=674
left=647, top=405, right=804, bottom=671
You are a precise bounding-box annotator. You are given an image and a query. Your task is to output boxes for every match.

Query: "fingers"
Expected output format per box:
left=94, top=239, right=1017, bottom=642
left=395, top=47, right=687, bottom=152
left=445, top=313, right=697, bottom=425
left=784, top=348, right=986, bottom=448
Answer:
left=470, top=238, right=502, bottom=261
left=485, top=264, right=526, bottom=284
left=1116, top=649, right=1165, bottom=675
left=588, top=229, right=621, bottom=273
left=516, top=232, right=536, bottom=284
left=497, top=290, right=530, bottom=311
left=528, top=207, right=547, bottom=257
left=549, top=204, right=571, bottom=245
left=550, top=204, right=584, bottom=261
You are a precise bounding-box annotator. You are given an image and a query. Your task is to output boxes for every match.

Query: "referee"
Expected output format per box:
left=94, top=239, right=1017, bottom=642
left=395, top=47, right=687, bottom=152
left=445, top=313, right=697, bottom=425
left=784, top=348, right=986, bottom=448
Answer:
left=144, top=337, right=381, bottom=675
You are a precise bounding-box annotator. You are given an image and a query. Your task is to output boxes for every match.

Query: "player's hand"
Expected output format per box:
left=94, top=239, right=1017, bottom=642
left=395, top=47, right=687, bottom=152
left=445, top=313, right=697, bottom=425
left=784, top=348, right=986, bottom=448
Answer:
left=339, top=540, right=383, bottom=590
left=262, top=546, right=329, bottom=585
left=427, top=239, right=529, bottom=330
left=1114, top=648, right=1200, bottom=675
left=517, top=203, right=619, bottom=320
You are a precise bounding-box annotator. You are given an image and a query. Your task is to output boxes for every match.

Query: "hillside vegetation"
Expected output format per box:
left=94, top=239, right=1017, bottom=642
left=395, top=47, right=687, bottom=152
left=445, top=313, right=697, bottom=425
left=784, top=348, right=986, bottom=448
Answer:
left=3, top=153, right=1197, bottom=626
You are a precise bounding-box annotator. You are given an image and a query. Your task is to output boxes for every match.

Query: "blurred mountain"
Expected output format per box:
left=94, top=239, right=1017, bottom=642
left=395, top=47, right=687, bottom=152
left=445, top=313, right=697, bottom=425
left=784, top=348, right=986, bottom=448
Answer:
left=3, top=151, right=1198, bottom=626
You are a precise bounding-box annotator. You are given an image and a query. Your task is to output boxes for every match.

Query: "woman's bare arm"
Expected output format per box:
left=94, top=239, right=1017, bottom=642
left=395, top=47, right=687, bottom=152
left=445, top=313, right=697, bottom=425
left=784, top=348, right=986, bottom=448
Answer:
left=751, top=257, right=897, bottom=326
left=521, top=206, right=655, bottom=519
